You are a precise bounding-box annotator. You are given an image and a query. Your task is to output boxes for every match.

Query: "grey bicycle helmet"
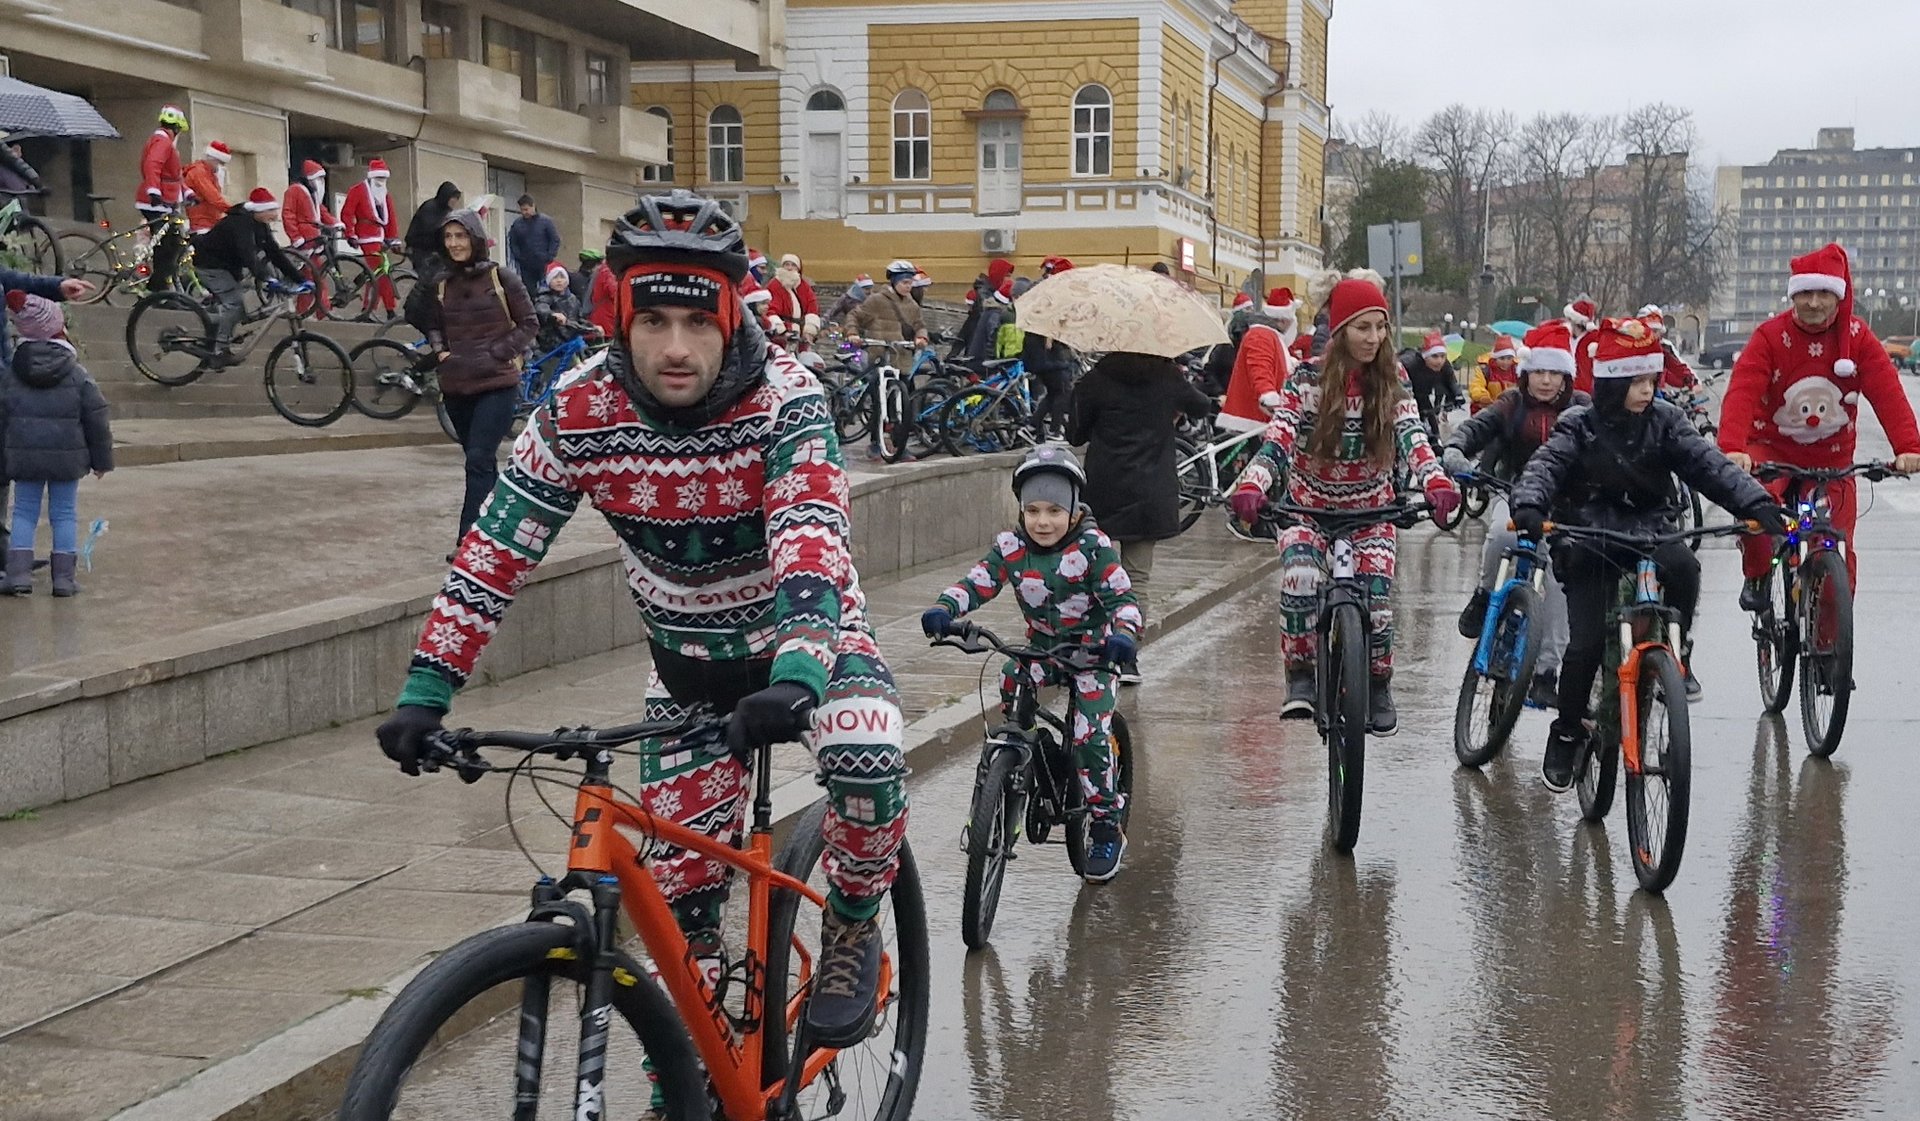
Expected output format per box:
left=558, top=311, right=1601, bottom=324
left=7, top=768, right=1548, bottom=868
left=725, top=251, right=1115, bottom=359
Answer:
left=1011, top=443, right=1086, bottom=499
left=884, top=259, right=917, bottom=282
left=606, top=188, right=749, bottom=283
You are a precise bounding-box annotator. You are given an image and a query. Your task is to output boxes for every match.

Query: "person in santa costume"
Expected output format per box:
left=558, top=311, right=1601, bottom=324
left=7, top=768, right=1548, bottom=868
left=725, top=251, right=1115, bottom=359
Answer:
left=1565, top=295, right=1600, bottom=394
left=136, top=105, right=189, bottom=292
left=766, top=252, right=820, bottom=341
left=1217, top=287, right=1302, bottom=539
left=1718, top=243, right=1920, bottom=607
left=1467, top=334, right=1520, bottom=414
left=282, top=159, right=337, bottom=317
left=181, top=141, right=232, bottom=234
left=340, top=159, right=402, bottom=318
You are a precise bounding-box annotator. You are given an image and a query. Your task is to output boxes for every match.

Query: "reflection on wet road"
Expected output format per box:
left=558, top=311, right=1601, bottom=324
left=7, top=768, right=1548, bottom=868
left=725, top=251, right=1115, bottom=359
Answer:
left=907, top=513, right=1920, bottom=1119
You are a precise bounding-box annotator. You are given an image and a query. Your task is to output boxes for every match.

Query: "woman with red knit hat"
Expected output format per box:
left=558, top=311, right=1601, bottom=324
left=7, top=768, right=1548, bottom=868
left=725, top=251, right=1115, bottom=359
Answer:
left=1228, top=269, right=1461, bottom=732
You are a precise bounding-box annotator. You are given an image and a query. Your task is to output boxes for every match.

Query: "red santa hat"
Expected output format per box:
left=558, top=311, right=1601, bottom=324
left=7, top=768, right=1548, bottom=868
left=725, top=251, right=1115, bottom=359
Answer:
left=1564, top=296, right=1598, bottom=328
left=205, top=141, right=231, bottom=163
left=912, top=270, right=933, bottom=288
left=1327, top=275, right=1389, bottom=338
left=991, top=279, right=1013, bottom=306
left=1519, top=320, right=1576, bottom=375
left=740, top=277, right=771, bottom=306
left=851, top=273, right=873, bottom=289
left=1041, top=255, right=1075, bottom=276
left=300, top=159, right=326, bottom=179
left=987, top=258, right=1015, bottom=287
left=1490, top=334, right=1518, bottom=362
left=1589, top=317, right=1667, bottom=380
left=545, top=262, right=570, bottom=285
left=1262, top=286, right=1297, bottom=319
left=243, top=186, right=278, bottom=212
left=747, top=248, right=768, bottom=272
left=1788, top=242, right=1857, bottom=376
left=365, top=158, right=389, bottom=178
left=1421, top=331, right=1447, bottom=358
left=1232, top=292, right=1254, bottom=309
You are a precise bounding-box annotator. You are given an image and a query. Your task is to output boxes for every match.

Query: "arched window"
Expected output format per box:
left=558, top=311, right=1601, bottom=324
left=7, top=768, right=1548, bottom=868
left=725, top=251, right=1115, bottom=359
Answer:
left=891, top=89, right=931, bottom=181
left=983, top=89, right=1018, bottom=112
left=707, top=104, right=744, bottom=183
left=641, top=105, right=674, bottom=183
left=1073, top=84, right=1112, bottom=177
left=805, top=89, right=845, bottom=112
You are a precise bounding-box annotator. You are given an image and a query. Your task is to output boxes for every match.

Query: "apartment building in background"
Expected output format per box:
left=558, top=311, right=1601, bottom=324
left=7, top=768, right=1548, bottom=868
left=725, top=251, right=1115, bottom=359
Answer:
left=0, top=0, right=782, bottom=253
left=630, top=0, right=1332, bottom=301
left=1713, top=128, right=1920, bottom=340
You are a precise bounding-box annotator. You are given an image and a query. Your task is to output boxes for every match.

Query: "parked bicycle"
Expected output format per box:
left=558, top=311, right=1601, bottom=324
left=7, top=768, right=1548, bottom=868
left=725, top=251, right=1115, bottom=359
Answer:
left=56, top=196, right=200, bottom=305
left=1266, top=497, right=1433, bottom=853
left=0, top=189, right=60, bottom=274
left=1558, top=519, right=1758, bottom=893
left=1452, top=474, right=1546, bottom=767
left=124, top=277, right=353, bottom=427
left=335, top=709, right=928, bottom=1121
left=349, top=326, right=608, bottom=438
left=1174, top=424, right=1265, bottom=532
left=1748, top=461, right=1904, bottom=757
left=929, top=621, right=1134, bottom=949
left=294, top=222, right=416, bottom=323
left=933, top=360, right=1043, bottom=458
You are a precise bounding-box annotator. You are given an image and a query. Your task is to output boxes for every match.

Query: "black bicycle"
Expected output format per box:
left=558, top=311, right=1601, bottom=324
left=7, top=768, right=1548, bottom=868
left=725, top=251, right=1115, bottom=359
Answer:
left=1267, top=498, right=1432, bottom=853
left=930, top=622, right=1133, bottom=950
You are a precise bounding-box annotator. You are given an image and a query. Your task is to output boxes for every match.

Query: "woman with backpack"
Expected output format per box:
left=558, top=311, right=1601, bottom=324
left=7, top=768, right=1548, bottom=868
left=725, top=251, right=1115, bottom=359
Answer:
left=422, top=208, right=538, bottom=546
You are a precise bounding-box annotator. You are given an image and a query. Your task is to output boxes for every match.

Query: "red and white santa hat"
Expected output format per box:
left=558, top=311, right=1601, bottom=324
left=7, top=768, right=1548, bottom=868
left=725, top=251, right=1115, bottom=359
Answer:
left=740, top=277, right=771, bottom=306
left=991, top=280, right=1013, bottom=306
left=205, top=141, right=231, bottom=163
left=1589, top=317, right=1666, bottom=380
left=1564, top=296, right=1598, bottom=329
left=851, top=273, right=873, bottom=289
left=1490, top=334, right=1518, bottom=362
left=912, top=270, right=933, bottom=289
left=545, top=262, right=570, bottom=285
left=747, top=248, right=768, bottom=272
left=1262, top=286, right=1298, bottom=323
left=301, top=159, right=326, bottom=180
left=243, top=187, right=278, bottom=212
left=365, top=158, right=390, bottom=178
left=1232, top=292, right=1254, bottom=309
left=1421, top=331, right=1447, bottom=358
left=1519, top=320, right=1576, bottom=375
left=1787, top=242, right=1857, bottom=376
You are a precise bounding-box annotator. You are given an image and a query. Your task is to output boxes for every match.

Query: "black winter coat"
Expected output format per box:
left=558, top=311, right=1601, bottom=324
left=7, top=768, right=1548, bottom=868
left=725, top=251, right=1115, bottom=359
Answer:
left=0, top=341, right=113, bottom=482
left=193, top=204, right=304, bottom=282
left=1446, top=383, right=1590, bottom=482
left=1510, top=398, right=1772, bottom=537
left=1400, top=351, right=1462, bottom=418
left=1068, top=352, right=1214, bottom=541
left=425, top=209, right=539, bottom=397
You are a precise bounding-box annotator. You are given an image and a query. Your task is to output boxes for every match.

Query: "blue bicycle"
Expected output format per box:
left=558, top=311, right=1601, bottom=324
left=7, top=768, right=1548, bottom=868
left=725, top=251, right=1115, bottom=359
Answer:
left=1452, top=473, right=1548, bottom=767
left=932, top=359, right=1041, bottom=456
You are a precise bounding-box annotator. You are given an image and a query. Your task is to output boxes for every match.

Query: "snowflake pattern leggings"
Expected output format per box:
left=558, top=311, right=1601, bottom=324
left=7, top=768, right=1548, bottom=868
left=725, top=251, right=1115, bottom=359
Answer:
left=1278, top=521, right=1397, bottom=676
left=637, top=630, right=909, bottom=934
left=1000, top=658, right=1124, bottom=820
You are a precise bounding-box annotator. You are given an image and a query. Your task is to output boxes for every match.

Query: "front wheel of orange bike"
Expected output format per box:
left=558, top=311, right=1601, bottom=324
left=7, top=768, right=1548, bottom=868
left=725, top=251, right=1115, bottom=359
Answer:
left=763, top=799, right=929, bottom=1121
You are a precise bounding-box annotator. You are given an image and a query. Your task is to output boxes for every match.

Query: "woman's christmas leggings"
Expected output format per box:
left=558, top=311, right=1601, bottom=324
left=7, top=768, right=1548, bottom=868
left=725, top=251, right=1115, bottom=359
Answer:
left=1278, top=521, right=1397, bottom=675
left=1000, top=658, right=1124, bottom=820
left=637, top=631, right=909, bottom=937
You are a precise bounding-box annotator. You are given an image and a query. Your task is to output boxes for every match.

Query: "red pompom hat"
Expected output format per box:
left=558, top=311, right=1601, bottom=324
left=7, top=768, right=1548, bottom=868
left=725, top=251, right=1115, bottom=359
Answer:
left=1326, top=276, right=1389, bottom=338
left=1787, top=241, right=1857, bottom=376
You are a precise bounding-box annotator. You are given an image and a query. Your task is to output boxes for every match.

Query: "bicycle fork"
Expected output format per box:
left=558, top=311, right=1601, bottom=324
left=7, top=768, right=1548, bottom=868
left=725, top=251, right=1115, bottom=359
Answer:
left=506, top=874, right=623, bottom=1121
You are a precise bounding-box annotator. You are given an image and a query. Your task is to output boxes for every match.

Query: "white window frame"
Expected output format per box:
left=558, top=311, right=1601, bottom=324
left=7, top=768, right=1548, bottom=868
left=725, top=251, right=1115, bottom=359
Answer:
left=707, top=105, right=745, bottom=184
left=1073, top=84, right=1112, bottom=178
left=891, top=89, right=931, bottom=182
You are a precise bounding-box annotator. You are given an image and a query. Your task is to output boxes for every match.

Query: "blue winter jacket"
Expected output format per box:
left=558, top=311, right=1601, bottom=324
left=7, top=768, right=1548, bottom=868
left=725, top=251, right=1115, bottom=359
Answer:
left=0, top=340, right=113, bottom=482
left=505, top=213, right=561, bottom=289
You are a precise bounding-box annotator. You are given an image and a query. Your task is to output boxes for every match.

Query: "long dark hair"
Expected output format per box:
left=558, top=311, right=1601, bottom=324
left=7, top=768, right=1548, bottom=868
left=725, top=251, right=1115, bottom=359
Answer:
left=1304, top=324, right=1407, bottom=469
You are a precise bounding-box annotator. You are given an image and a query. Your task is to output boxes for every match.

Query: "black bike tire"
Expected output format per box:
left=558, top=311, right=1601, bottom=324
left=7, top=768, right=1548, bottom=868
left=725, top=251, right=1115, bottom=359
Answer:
left=334, top=921, right=708, bottom=1121
left=264, top=331, right=355, bottom=427
left=1685, top=486, right=1706, bottom=552
left=1577, top=669, right=1619, bottom=822
left=1796, top=550, right=1854, bottom=757
left=762, top=800, right=929, bottom=1121
left=1174, top=437, right=1207, bottom=532
left=1462, top=483, right=1491, bottom=519
left=969, top=386, right=1036, bottom=455
left=935, top=388, right=982, bottom=457
left=960, top=748, right=1022, bottom=950
left=125, top=290, right=214, bottom=386
left=1452, top=584, right=1543, bottom=768
left=1624, top=647, right=1692, bottom=893
left=332, top=257, right=375, bottom=320
left=346, top=338, right=423, bottom=421
left=898, top=385, right=948, bottom=460
left=56, top=229, right=115, bottom=304
left=1756, top=564, right=1797, bottom=714
left=1325, top=601, right=1369, bottom=853
left=16, top=215, right=62, bottom=276
left=1065, top=710, right=1134, bottom=874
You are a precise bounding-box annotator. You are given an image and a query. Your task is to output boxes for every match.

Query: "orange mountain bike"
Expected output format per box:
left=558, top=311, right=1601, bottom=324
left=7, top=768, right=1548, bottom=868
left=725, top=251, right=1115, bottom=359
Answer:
left=336, top=712, right=928, bottom=1121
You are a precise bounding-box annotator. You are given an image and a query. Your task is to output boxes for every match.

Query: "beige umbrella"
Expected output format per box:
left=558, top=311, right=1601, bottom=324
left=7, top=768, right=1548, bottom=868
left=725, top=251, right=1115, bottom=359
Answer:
left=1014, top=263, right=1230, bottom=358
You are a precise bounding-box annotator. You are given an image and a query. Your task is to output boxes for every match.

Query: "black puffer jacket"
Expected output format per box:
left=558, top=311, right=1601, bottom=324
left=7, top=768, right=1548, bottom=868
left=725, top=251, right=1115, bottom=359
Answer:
left=1068, top=352, right=1215, bottom=541
left=424, top=208, right=538, bottom=397
left=0, top=341, right=113, bottom=482
left=1510, top=398, right=1772, bottom=536
left=1446, top=382, right=1590, bottom=482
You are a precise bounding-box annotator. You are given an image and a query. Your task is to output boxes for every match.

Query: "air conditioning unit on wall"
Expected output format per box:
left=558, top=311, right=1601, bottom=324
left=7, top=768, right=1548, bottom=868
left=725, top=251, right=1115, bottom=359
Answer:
left=982, top=228, right=1016, bottom=254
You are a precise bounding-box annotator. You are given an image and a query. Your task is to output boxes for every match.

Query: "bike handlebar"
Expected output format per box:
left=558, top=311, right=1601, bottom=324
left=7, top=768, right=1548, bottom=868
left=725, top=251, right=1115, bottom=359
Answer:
left=418, top=711, right=729, bottom=780
left=931, top=621, right=1116, bottom=672
left=1263, top=499, right=1433, bottom=532
left=1540, top=519, right=1761, bottom=551
left=1450, top=470, right=1513, bottom=493
left=1752, top=461, right=1905, bottom=483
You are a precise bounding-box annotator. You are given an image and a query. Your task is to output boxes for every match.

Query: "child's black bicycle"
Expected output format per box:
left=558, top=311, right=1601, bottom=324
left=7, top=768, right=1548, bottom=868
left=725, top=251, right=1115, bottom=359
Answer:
left=1266, top=497, right=1432, bottom=853
left=930, top=622, right=1133, bottom=950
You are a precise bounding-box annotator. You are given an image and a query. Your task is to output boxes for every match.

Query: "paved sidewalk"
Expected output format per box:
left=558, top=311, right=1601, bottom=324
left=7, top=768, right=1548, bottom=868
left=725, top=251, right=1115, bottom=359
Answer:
left=112, top=415, right=449, bottom=467
left=0, top=517, right=1276, bottom=1121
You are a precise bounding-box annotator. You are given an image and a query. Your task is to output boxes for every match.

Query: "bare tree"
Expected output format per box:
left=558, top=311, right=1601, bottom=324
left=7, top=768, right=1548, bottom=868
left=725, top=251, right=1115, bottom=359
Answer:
left=1512, top=111, right=1619, bottom=306
left=1413, top=105, right=1514, bottom=285
left=1333, top=110, right=1411, bottom=183
left=1616, top=103, right=1722, bottom=309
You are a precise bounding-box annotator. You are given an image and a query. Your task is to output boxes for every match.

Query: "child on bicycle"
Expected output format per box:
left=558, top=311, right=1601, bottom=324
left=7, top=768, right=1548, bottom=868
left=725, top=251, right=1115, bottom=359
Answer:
left=1509, top=316, right=1784, bottom=793
left=1228, top=272, right=1460, bottom=733
left=920, top=445, right=1141, bottom=883
left=531, top=262, right=583, bottom=354
left=1442, top=320, right=1590, bottom=708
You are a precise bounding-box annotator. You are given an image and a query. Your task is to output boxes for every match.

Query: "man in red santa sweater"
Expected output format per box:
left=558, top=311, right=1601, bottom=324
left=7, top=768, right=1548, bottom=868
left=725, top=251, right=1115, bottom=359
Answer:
left=1718, top=242, right=1920, bottom=609
left=340, top=158, right=402, bottom=318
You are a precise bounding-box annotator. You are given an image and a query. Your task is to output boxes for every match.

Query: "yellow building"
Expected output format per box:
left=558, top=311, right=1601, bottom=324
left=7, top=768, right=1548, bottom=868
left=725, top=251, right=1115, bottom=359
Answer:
left=630, top=0, right=1330, bottom=302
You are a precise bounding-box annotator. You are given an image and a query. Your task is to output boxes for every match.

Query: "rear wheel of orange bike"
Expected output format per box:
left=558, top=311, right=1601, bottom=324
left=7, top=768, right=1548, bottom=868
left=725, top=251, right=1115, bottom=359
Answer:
left=764, top=799, right=929, bottom=1121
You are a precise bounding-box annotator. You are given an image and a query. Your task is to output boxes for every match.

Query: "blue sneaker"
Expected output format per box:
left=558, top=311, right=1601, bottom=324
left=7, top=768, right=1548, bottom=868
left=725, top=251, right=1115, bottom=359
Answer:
left=1082, top=819, right=1125, bottom=883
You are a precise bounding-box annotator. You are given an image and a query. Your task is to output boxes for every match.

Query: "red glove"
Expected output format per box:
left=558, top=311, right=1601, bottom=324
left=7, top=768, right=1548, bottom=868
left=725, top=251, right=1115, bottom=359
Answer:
left=1230, top=487, right=1266, bottom=525
left=1425, top=477, right=1461, bottom=523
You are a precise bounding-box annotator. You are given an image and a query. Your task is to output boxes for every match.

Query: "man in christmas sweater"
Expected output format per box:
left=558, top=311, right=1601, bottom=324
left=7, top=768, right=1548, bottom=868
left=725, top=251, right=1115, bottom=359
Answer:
left=1719, top=242, right=1920, bottom=604
left=375, top=190, right=906, bottom=1049
left=921, top=445, right=1141, bottom=882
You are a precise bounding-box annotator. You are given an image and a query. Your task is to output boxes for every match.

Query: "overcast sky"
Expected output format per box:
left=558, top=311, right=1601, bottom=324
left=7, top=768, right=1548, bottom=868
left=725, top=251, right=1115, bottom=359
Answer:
left=1325, top=0, right=1918, bottom=169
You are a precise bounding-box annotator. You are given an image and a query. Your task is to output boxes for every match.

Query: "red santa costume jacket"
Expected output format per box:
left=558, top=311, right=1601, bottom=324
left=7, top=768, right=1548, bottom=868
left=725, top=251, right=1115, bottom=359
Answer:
left=340, top=178, right=399, bottom=248
left=1718, top=310, right=1918, bottom=468
left=137, top=129, right=184, bottom=213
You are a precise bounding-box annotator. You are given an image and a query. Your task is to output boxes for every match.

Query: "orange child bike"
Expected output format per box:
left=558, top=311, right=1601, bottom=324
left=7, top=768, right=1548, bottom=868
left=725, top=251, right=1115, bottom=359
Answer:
left=336, top=710, right=929, bottom=1121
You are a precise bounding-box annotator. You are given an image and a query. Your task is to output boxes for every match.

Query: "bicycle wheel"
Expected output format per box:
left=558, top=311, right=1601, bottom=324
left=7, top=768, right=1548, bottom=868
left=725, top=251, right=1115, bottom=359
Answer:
left=336, top=921, right=708, bottom=1121
left=332, top=258, right=374, bottom=320
left=388, top=266, right=418, bottom=313
left=1576, top=668, right=1619, bottom=822
left=125, top=290, right=214, bottom=386
left=967, top=387, right=1036, bottom=455
left=1175, top=437, right=1208, bottom=532
left=871, top=379, right=907, bottom=461
left=896, top=384, right=948, bottom=461
left=1462, top=482, right=1491, bottom=519
left=1453, top=585, right=1542, bottom=768
left=935, top=388, right=985, bottom=456
left=1755, top=564, right=1797, bottom=714
left=1624, top=647, right=1691, bottom=893
left=1065, top=711, right=1133, bottom=875
left=763, top=800, right=929, bottom=1121
left=1686, top=486, right=1706, bottom=551
left=347, top=338, right=424, bottom=420
left=833, top=381, right=872, bottom=445
left=960, top=747, right=1021, bottom=950
left=8, top=214, right=61, bottom=275
left=436, top=394, right=459, bottom=442
left=1323, top=602, right=1370, bottom=853
left=1796, top=550, right=1854, bottom=757
left=264, top=331, right=354, bottom=427
left=56, top=230, right=117, bottom=304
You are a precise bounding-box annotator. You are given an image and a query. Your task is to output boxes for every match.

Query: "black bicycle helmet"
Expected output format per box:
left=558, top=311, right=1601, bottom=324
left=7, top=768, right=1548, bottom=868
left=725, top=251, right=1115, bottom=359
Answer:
left=606, top=188, right=749, bottom=283
left=1010, top=443, right=1087, bottom=498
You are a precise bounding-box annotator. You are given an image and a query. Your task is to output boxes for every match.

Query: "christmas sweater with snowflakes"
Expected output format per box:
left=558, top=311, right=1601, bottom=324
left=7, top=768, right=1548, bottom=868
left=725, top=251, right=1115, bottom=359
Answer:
left=401, top=348, right=862, bottom=710
left=1719, top=310, right=1919, bottom=467
left=936, top=523, right=1142, bottom=644
left=1233, top=363, right=1442, bottom=510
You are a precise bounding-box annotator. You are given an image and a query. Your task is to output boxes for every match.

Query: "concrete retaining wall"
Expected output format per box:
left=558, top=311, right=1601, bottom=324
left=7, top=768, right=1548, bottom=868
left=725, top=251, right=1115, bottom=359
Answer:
left=0, top=454, right=1017, bottom=814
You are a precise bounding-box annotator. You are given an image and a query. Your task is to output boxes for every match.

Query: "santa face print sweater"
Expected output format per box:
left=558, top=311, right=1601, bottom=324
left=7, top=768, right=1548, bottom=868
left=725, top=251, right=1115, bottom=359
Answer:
left=1234, top=361, right=1442, bottom=510
left=401, top=345, right=862, bottom=710
left=1718, top=309, right=1920, bottom=467
left=936, top=522, right=1142, bottom=644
